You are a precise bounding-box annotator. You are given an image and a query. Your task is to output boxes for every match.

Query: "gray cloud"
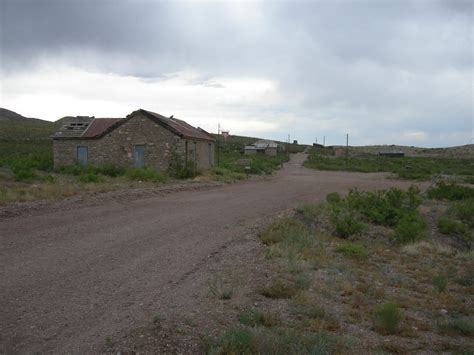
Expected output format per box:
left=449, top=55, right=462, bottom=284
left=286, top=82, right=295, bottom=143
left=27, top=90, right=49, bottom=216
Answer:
left=1, top=0, right=472, bottom=146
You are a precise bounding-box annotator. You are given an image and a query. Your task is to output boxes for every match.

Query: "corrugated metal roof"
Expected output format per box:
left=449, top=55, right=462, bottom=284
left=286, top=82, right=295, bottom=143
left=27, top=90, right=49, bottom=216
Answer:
left=253, top=140, right=278, bottom=149
left=142, top=110, right=215, bottom=141
left=82, top=118, right=122, bottom=138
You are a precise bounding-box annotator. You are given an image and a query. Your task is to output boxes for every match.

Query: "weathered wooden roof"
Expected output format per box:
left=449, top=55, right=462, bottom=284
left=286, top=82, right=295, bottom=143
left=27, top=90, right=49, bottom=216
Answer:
left=53, top=116, right=94, bottom=138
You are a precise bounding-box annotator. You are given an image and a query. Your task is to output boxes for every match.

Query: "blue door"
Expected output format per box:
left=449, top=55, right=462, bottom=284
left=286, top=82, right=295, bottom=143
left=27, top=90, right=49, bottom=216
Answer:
left=77, top=146, right=88, bottom=166
left=133, top=145, right=145, bottom=168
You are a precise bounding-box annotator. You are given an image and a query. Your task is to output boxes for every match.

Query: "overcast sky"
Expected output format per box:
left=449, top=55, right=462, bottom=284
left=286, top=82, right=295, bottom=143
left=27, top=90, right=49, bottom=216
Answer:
left=0, top=0, right=472, bottom=146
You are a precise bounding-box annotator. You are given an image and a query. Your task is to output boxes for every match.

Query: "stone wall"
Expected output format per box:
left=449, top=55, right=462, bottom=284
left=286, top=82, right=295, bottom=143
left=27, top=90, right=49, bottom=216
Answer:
left=53, top=113, right=215, bottom=172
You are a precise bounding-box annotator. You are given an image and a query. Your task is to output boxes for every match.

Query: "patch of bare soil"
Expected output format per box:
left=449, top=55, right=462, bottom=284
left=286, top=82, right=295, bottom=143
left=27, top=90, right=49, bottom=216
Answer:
left=0, top=180, right=224, bottom=219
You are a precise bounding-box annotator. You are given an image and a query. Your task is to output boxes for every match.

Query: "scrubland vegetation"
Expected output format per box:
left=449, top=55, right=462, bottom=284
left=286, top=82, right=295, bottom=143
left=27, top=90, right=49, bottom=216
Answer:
left=304, top=146, right=474, bottom=180
left=208, top=183, right=473, bottom=353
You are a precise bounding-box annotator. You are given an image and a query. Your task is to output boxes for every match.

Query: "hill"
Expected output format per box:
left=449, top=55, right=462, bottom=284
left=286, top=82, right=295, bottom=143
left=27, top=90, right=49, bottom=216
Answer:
left=344, top=144, right=474, bottom=159
left=0, top=108, right=57, bottom=140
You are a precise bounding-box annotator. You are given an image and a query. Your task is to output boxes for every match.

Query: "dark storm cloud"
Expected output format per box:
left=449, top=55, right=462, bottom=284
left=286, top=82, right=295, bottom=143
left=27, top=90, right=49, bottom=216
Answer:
left=0, top=0, right=472, bottom=146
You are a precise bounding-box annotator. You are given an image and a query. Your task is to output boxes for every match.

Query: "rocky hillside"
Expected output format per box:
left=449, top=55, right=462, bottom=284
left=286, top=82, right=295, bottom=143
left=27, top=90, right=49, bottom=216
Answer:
left=0, top=108, right=57, bottom=140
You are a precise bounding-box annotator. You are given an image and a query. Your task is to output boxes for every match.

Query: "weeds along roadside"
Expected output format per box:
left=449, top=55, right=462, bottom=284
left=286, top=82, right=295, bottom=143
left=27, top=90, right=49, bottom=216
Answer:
left=0, top=138, right=290, bottom=204
left=207, top=183, right=474, bottom=354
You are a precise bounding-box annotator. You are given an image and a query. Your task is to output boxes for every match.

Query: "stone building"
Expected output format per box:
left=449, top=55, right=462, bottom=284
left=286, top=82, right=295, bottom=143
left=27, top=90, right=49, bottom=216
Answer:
left=53, top=109, right=215, bottom=173
left=244, top=140, right=279, bottom=156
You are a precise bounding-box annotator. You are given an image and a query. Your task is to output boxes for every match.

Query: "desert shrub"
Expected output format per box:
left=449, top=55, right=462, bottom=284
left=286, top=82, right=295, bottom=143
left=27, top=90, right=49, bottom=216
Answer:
left=259, top=218, right=310, bottom=246
left=455, top=273, right=474, bottom=287
left=346, top=186, right=421, bottom=226
left=464, top=176, right=474, bottom=184
left=438, top=318, right=474, bottom=336
left=207, top=167, right=245, bottom=183
left=453, top=199, right=474, bottom=227
left=92, top=164, right=125, bottom=177
left=330, top=205, right=365, bottom=238
left=427, top=182, right=474, bottom=201
left=59, top=164, right=84, bottom=176
left=335, top=243, right=368, bottom=259
left=175, top=165, right=195, bottom=179
left=396, top=169, right=432, bottom=180
left=239, top=309, right=280, bottom=328
left=210, top=327, right=254, bottom=354
left=295, top=203, right=323, bottom=227
left=291, top=303, right=326, bottom=319
left=326, top=192, right=341, bottom=204
left=261, top=279, right=299, bottom=299
left=12, top=167, right=38, bottom=181
left=432, top=273, right=448, bottom=292
left=393, top=212, right=426, bottom=244
left=239, top=309, right=265, bottom=327
left=125, top=167, right=167, bottom=183
left=437, top=217, right=466, bottom=235
left=373, top=303, right=402, bottom=335
left=79, top=173, right=104, bottom=183
left=208, top=326, right=347, bottom=355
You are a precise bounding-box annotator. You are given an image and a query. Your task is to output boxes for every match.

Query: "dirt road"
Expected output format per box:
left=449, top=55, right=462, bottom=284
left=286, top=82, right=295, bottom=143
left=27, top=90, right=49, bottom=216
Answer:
left=0, top=154, right=423, bottom=352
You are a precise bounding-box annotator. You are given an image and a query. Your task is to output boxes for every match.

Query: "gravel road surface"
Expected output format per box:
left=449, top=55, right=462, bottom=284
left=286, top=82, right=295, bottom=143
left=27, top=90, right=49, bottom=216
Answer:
left=0, top=153, right=422, bottom=352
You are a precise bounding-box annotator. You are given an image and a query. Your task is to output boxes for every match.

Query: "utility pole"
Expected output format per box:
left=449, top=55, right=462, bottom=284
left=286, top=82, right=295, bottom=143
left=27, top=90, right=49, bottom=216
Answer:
left=346, top=133, right=349, bottom=161
left=323, top=136, right=325, bottom=147
left=217, top=123, right=220, bottom=167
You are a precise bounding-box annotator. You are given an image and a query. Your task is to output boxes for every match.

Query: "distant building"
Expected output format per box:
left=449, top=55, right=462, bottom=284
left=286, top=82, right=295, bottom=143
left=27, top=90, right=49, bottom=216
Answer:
left=244, top=140, right=279, bottom=156
left=53, top=109, right=215, bottom=172
left=379, top=151, right=404, bottom=157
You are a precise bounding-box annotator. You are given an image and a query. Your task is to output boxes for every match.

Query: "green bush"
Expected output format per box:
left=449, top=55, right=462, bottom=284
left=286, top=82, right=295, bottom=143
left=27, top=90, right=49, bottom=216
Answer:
left=393, top=212, right=426, bottom=244
left=59, top=164, right=84, bottom=176
left=326, top=192, right=341, bottom=204
left=427, top=182, right=474, bottom=201
left=208, top=326, right=347, bottom=355
left=437, top=217, right=466, bottom=235
left=295, top=203, right=323, bottom=227
left=373, top=303, right=402, bottom=335
left=239, top=308, right=265, bottom=327
left=79, top=173, right=104, bottom=183
left=453, top=199, right=474, bottom=227
left=12, top=167, right=38, bottom=181
left=125, top=167, right=167, bottom=183
left=261, top=279, right=299, bottom=299
left=455, top=273, right=474, bottom=287
left=346, top=186, right=421, bottom=227
left=438, top=318, right=474, bottom=336
left=335, top=243, right=368, bottom=259
left=330, top=205, right=365, bottom=238
left=92, top=164, right=125, bottom=177
left=210, top=327, right=254, bottom=354
left=432, top=273, right=448, bottom=292
left=259, top=218, right=310, bottom=246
